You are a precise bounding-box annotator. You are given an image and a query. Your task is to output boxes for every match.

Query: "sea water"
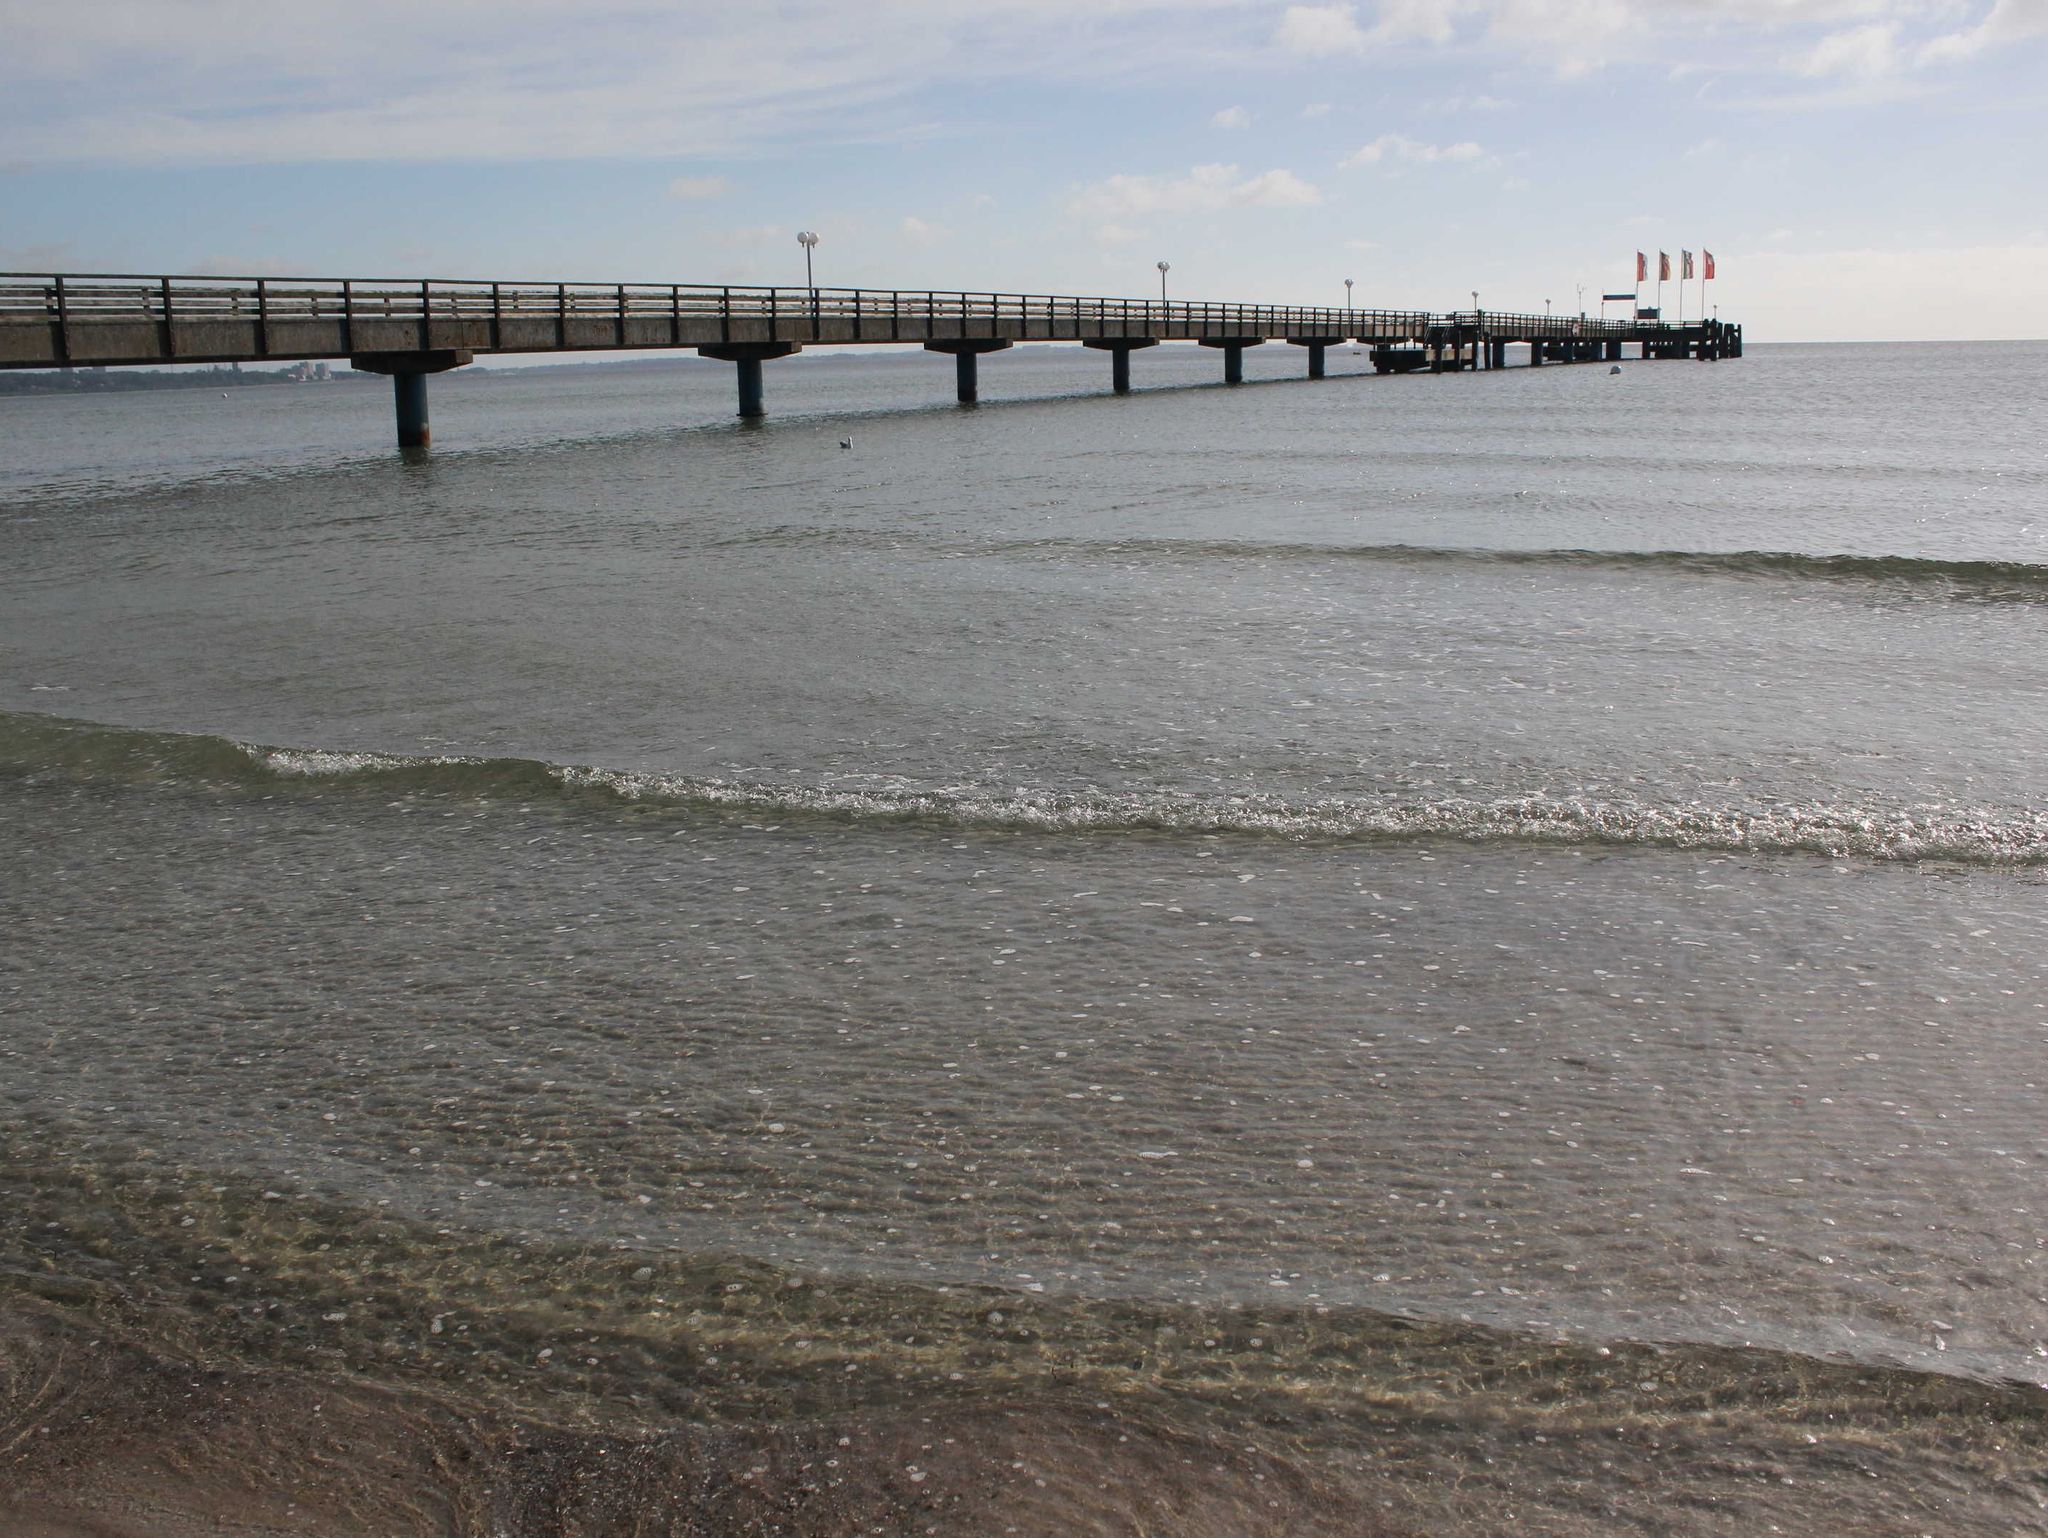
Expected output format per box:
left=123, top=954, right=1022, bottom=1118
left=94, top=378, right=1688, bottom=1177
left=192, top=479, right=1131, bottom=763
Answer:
left=3, top=341, right=2045, bottom=1535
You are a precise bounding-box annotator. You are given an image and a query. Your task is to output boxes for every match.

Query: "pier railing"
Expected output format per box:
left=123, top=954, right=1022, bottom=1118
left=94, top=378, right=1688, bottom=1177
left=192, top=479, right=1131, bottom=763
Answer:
left=0, top=274, right=1429, bottom=330
left=0, top=272, right=1442, bottom=364
left=1439, top=310, right=1657, bottom=341
left=0, top=271, right=1738, bottom=444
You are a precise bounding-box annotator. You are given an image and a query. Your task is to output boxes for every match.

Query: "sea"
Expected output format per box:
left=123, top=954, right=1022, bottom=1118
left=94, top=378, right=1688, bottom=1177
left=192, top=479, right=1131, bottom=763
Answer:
left=3, top=339, right=2045, bottom=1536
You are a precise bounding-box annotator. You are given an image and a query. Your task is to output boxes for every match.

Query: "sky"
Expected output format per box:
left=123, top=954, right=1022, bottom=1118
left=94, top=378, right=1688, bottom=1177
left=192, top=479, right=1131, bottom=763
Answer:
left=3, top=0, right=2045, bottom=342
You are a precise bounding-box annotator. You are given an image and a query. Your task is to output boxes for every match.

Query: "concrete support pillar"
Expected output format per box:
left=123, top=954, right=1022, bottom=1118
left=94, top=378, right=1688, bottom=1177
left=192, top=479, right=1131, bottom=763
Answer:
left=393, top=371, right=429, bottom=448
left=923, top=339, right=1011, bottom=405
left=1606, top=339, right=1622, bottom=361
left=736, top=355, right=765, bottom=417
left=1200, top=336, right=1261, bottom=384
left=698, top=342, right=803, bottom=419
left=1084, top=337, right=1157, bottom=394
left=1285, top=338, right=1329, bottom=378
left=349, top=348, right=473, bottom=451
left=1527, top=342, right=1542, bottom=367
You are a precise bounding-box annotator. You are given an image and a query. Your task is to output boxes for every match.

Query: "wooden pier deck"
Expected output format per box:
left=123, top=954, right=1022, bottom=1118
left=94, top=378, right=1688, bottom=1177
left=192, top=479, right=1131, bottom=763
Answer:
left=0, top=272, right=1742, bottom=448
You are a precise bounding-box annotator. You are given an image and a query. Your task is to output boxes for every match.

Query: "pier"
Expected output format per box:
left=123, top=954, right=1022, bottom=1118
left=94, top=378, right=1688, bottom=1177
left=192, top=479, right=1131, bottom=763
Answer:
left=0, top=273, right=1742, bottom=448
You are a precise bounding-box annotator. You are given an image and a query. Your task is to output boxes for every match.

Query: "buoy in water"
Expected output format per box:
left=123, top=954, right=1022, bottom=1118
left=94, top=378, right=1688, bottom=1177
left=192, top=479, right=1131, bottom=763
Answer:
left=1609, top=365, right=1622, bottom=374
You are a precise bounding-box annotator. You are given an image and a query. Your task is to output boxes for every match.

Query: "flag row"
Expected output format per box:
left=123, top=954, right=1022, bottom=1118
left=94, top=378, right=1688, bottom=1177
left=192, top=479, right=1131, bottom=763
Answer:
left=1636, top=250, right=1716, bottom=282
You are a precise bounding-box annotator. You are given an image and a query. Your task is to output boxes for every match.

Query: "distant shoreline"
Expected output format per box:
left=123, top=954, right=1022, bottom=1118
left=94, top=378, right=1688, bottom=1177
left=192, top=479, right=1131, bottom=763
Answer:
left=0, top=363, right=365, bottom=395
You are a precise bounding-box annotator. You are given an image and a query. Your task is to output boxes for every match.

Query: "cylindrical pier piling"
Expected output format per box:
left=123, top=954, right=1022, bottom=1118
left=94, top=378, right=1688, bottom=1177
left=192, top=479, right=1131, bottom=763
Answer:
left=1112, top=345, right=1131, bottom=394
left=1224, top=344, right=1244, bottom=385
left=394, top=371, right=429, bottom=449
left=956, top=350, right=978, bottom=404
left=736, top=356, right=765, bottom=418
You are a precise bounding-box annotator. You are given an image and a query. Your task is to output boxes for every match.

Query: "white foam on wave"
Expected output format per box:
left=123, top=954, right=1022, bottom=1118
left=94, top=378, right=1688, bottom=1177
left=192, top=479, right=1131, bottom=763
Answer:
left=248, top=745, right=481, bottom=777
left=550, top=765, right=2048, bottom=864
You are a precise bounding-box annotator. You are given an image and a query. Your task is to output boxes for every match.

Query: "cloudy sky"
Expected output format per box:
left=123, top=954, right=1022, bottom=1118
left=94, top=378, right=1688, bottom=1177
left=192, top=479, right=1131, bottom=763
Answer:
left=4, top=0, right=2045, bottom=340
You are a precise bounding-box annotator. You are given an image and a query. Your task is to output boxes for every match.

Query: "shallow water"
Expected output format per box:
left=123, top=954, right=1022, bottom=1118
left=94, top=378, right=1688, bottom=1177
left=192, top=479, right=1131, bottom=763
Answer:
left=3, top=341, right=2046, bottom=1534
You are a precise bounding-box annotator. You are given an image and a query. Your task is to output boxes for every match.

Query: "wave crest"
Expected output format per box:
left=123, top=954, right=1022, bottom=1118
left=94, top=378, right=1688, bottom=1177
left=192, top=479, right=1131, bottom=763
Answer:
left=7, top=710, right=2043, bottom=865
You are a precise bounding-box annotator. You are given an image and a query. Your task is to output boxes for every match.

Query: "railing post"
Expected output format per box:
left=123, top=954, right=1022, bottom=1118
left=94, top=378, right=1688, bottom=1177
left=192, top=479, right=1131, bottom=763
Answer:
left=671, top=284, right=681, bottom=347
left=419, top=278, right=431, bottom=351
left=616, top=282, right=626, bottom=348
left=52, top=275, right=70, bottom=364
left=891, top=288, right=900, bottom=342
left=556, top=283, right=567, bottom=348
left=491, top=281, right=502, bottom=350
left=853, top=288, right=863, bottom=342
left=340, top=279, right=353, bottom=355
left=160, top=276, right=176, bottom=359
left=256, top=277, right=269, bottom=357
left=721, top=286, right=731, bottom=346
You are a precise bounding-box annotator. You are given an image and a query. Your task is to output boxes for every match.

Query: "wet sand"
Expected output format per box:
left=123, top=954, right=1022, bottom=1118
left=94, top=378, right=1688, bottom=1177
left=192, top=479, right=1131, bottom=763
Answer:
left=5, top=1131, right=2042, bottom=1537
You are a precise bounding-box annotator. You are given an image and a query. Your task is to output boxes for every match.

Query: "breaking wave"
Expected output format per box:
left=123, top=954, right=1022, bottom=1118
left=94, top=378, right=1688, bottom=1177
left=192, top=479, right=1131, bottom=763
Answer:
left=1055, top=539, right=2048, bottom=598
left=7, top=708, right=2045, bottom=865
left=720, top=529, right=2048, bottom=599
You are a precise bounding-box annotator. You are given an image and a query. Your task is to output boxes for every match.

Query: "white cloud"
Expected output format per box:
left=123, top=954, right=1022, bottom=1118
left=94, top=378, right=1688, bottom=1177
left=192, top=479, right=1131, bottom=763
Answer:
left=1919, top=0, right=2048, bottom=64
left=1797, top=20, right=1902, bottom=76
left=1269, top=1, right=2048, bottom=82
left=4, top=1, right=2044, bottom=172
left=900, top=215, right=950, bottom=243
left=1373, top=0, right=1465, bottom=43
left=666, top=175, right=727, bottom=199
left=1483, top=0, right=1637, bottom=73
left=1070, top=163, right=1324, bottom=217
left=0, top=0, right=1251, bottom=166
left=1341, top=133, right=1488, bottom=167
left=1274, top=3, right=1373, bottom=54
left=1211, top=105, right=1253, bottom=129
left=1300, top=101, right=1334, bottom=118
left=1273, top=0, right=1459, bottom=56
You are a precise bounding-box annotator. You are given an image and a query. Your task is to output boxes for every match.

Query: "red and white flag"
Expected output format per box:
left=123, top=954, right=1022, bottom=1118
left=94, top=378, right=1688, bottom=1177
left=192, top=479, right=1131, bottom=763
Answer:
left=1682, top=250, right=1695, bottom=280
left=1658, top=251, right=1671, bottom=282
left=1636, top=251, right=1647, bottom=283
left=1702, top=250, right=1716, bottom=281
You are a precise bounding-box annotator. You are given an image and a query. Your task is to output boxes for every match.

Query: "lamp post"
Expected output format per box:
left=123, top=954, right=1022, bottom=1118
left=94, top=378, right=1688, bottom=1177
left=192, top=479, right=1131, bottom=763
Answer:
left=797, top=230, right=819, bottom=292
left=1157, top=260, right=1170, bottom=304
left=1344, top=277, right=1353, bottom=313
left=1576, top=282, right=1585, bottom=317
